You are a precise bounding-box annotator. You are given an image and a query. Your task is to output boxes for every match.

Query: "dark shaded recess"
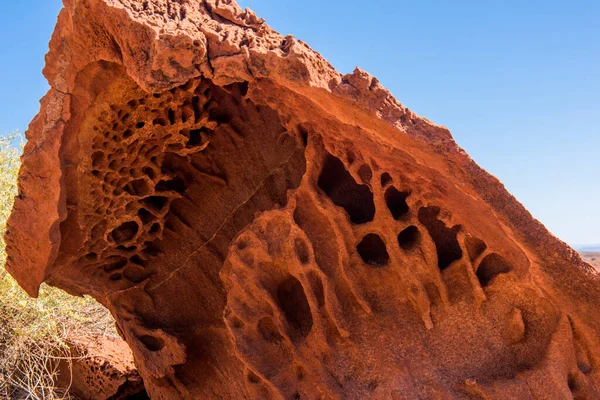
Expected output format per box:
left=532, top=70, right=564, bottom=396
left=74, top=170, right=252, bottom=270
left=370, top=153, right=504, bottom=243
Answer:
left=297, top=124, right=309, bottom=146
left=385, top=186, right=410, bottom=220
left=149, top=223, right=161, bottom=234
left=307, top=271, right=325, bottom=307
left=130, top=254, right=146, bottom=267
left=294, top=238, right=310, bottom=265
left=258, top=317, right=284, bottom=343
left=109, top=383, right=149, bottom=400
left=209, top=106, right=233, bottom=124
left=103, top=256, right=128, bottom=272
left=160, top=152, right=195, bottom=182
left=124, top=179, right=151, bottom=196
left=141, top=196, right=168, bottom=213
left=357, top=234, right=390, bottom=266
left=156, top=177, right=187, bottom=194
left=120, top=390, right=150, bottom=400
left=110, top=221, right=139, bottom=243
left=138, top=208, right=155, bottom=225
left=380, top=172, right=393, bottom=187
left=91, top=151, right=104, bottom=167
left=246, top=371, right=261, bottom=384
left=317, top=154, right=375, bottom=224
left=138, top=335, right=164, bottom=352
left=222, top=80, right=249, bottom=100
left=143, top=167, right=156, bottom=180
left=465, top=234, right=487, bottom=262
left=187, top=128, right=206, bottom=149
left=476, top=253, right=512, bottom=287
left=143, top=241, right=161, bottom=257
left=418, top=207, right=462, bottom=270
left=276, top=276, right=313, bottom=340
left=358, top=164, right=373, bottom=184
left=568, top=373, right=579, bottom=392
left=568, top=317, right=593, bottom=375
left=398, top=225, right=421, bottom=251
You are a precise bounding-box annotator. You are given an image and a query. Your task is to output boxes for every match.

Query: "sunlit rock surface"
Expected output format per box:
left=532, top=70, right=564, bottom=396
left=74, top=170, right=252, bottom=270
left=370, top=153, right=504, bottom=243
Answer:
left=5, top=0, right=600, bottom=398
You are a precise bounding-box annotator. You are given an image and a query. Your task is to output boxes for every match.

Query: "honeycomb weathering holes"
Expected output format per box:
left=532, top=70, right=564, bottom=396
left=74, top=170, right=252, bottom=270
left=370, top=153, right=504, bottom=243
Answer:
left=317, top=153, right=375, bottom=224
left=78, top=79, right=306, bottom=288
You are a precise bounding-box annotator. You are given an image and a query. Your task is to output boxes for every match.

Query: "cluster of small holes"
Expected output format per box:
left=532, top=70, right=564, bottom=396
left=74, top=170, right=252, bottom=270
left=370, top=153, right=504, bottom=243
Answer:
left=80, top=79, right=225, bottom=286
left=316, top=154, right=477, bottom=275
left=80, top=357, right=123, bottom=393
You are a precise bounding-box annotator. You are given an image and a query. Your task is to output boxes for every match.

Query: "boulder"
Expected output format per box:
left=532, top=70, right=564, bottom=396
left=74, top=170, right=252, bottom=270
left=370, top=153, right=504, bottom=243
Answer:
left=55, top=336, right=145, bottom=399
left=5, top=0, right=600, bottom=398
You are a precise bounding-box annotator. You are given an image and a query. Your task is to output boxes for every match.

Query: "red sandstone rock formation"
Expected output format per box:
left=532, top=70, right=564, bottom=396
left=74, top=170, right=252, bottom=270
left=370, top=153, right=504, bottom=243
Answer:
left=5, top=0, right=600, bottom=398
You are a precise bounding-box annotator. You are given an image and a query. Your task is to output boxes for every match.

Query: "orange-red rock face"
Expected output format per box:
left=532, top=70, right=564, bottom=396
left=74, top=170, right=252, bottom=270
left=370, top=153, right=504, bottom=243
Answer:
left=5, top=1, right=600, bottom=398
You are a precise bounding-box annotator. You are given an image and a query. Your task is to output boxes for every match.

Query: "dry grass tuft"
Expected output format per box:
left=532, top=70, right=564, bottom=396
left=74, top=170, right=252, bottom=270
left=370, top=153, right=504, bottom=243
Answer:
left=0, top=132, right=117, bottom=399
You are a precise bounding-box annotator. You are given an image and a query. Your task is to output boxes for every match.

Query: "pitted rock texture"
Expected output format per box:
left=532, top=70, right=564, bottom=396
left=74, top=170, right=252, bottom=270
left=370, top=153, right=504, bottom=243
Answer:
left=5, top=0, right=600, bottom=399
left=55, top=336, right=146, bottom=399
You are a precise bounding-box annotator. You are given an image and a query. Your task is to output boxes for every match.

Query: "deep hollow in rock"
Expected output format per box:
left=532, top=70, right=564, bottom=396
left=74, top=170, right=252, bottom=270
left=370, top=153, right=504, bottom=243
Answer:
left=276, top=276, right=314, bottom=340
left=357, top=234, right=390, bottom=266
left=398, top=225, right=421, bottom=251
left=476, top=253, right=513, bottom=287
left=385, top=186, right=410, bottom=220
left=318, top=154, right=375, bottom=224
left=418, top=207, right=463, bottom=270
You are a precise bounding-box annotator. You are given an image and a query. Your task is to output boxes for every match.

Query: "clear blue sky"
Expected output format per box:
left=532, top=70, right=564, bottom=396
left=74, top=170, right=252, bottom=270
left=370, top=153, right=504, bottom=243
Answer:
left=1, top=1, right=598, bottom=247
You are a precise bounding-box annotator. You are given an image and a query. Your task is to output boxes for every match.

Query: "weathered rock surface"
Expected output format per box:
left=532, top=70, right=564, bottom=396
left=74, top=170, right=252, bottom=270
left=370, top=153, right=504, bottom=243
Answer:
left=5, top=0, right=600, bottom=398
left=55, top=336, right=146, bottom=399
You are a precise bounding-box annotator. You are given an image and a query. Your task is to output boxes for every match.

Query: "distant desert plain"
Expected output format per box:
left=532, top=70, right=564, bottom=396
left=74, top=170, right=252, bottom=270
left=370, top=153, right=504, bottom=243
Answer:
left=581, top=252, right=600, bottom=271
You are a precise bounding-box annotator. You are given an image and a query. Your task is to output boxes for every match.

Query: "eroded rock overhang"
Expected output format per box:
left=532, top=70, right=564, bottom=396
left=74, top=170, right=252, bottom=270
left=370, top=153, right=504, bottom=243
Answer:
left=5, top=0, right=600, bottom=399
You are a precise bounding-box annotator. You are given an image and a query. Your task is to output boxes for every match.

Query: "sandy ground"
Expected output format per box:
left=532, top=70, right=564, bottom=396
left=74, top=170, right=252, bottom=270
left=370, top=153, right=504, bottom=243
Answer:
left=581, top=252, right=600, bottom=271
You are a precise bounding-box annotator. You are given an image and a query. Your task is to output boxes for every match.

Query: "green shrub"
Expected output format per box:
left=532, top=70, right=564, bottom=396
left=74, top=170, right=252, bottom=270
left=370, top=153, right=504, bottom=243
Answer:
left=0, top=132, right=116, bottom=399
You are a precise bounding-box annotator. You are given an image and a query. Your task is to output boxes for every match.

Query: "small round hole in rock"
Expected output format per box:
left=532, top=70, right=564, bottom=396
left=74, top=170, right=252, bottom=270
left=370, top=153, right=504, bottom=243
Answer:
left=357, top=234, right=389, bottom=266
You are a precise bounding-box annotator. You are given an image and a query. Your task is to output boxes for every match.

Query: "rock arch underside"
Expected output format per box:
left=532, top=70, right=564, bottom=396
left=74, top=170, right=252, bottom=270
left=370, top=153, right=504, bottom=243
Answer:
left=4, top=0, right=600, bottom=399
